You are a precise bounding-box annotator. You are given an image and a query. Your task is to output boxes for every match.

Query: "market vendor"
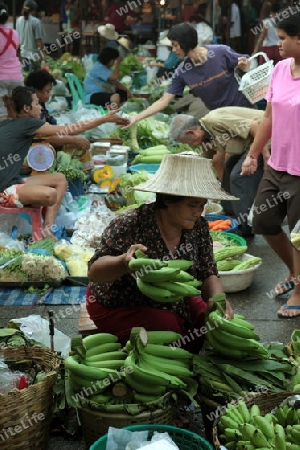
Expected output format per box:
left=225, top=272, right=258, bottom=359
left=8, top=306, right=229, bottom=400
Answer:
left=169, top=107, right=270, bottom=237
left=25, top=69, right=90, bottom=151
left=148, top=37, right=181, bottom=81
left=87, top=153, right=234, bottom=352
left=125, top=23, right=254, bottom=129
left=0, top=86, right=129, bottom=238
left=84, top=47, right=131, bottom=110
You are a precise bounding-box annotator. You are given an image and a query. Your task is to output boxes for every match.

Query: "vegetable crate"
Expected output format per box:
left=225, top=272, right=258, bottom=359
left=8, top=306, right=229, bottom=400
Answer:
left=213, top=391, right=299, bottom=450
left=206, top=214, right=238, bottom=233
left=79, top=403, right=174, bottom=448
left=219, top=252, right=262, bottom=293
left=0, top=346, right=60, bottom=450
left=91, top=424, right=214, bottom=450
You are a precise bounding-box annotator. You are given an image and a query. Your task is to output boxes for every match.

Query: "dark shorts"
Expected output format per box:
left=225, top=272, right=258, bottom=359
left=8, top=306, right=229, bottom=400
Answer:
left=252, top=165, right=300, bottom=235
left=90, top=89, right=128, bottom=108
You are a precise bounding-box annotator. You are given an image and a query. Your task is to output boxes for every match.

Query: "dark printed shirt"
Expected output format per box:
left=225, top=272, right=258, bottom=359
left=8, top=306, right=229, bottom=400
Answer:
left=88, top=202, right=218, bottom=320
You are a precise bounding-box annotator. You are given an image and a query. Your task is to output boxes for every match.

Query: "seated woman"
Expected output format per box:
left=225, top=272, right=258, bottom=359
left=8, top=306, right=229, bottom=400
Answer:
left=87, top=153, right=234, bottom=352
left=83, top=47, right=131, bottom=110
left=148, top=37, right=181, bottom=81
left=0, top=86, right=129, bottom=237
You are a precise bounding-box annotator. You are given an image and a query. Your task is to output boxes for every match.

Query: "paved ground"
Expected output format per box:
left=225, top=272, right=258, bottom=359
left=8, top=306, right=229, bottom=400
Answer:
left=1, top=233, right=299, bottom=449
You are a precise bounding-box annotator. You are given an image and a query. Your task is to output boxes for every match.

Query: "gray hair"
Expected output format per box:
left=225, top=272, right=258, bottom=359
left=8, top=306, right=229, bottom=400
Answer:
left=169, top=114, right=200, bottom=142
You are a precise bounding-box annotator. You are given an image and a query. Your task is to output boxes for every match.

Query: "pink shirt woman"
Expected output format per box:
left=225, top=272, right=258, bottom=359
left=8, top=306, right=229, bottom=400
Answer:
left=0, top=5, right=23, bottom=119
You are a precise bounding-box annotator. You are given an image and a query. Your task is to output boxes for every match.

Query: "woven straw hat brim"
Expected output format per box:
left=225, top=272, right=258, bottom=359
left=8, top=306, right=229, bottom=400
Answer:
left=134, top=153, right=238, bottom=201
left=98, top=25, right=119, bottom=40
left=159, top=37, right=172, bottom=46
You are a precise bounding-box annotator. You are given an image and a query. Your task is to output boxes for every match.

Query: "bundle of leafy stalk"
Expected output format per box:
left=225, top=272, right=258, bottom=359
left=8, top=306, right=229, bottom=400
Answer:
left=51, top=151, right=86, bottom=181
left=119, top=54, right=143, bottom=79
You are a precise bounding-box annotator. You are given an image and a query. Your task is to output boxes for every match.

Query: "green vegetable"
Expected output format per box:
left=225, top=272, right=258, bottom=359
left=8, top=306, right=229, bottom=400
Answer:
left=55, top=151, right=86, bottom=181
left=130, top=123, right=139, bottom=151
left=119, top=54, right=143, bottom=78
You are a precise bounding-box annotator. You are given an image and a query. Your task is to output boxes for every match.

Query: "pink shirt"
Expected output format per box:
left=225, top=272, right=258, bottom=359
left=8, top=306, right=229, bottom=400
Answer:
left=266, top=58, right=300, bottom=176
left=0, top=25, right=23, bottom=81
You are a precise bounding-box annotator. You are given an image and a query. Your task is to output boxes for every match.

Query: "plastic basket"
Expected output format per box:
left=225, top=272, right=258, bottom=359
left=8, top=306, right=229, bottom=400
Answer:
left=205, top=213, right=238, bottom=233
left=90, top=424, right=214, bottom=450
left=130, top=163, right=160, bottom=174
left=235, top=52, right=274, bottom=104
left=80, top=402, right=174, bottom=448
left=219, top=252, right=262, bottom=293
left=210, top=231, right=246, bottom=247
left=0, top=346, right=60, bottom=450
left=213, top=391, right=298, bottom=450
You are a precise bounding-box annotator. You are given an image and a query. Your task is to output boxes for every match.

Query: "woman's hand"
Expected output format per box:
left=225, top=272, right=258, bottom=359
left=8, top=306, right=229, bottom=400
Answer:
left=224, top=299, right=234, bottom=320
left=241, top=154, right=258, bottom=175
left=72, top=136, right=90, bottom=149
left=237, top=56, right=250, bottom=72
left=206, top=297, right=234, bottom=319
left=105, top=110, right=130, bottom=126
left=121, top=116, right=137, bottom=129
left=122, top=244, right=148, bottom=272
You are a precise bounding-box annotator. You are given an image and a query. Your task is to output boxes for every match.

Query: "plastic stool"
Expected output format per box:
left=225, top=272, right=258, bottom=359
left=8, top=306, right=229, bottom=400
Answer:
left=0, top=205, right=43, bottom=241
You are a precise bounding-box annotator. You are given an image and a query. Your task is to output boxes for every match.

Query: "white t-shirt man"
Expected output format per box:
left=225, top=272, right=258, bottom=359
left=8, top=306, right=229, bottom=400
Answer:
left=230, top=2, right=241, bottom=38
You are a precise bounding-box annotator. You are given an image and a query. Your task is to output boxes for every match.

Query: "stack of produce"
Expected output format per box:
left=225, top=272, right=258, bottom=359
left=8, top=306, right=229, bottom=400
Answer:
left=193, top=303, right=299, bottom=405
left=217, top=398, right=300, bottom=449
left=53, top=242, right=94, bottom=277
left=131, top=145, right=171, bottom=164
left=65, top=327, right=195, bottom=411
left=130, top=250, right=201, bottom=302
left=123, top=327, right=195, bottom=404
left=0, top=238, right=67, bottom=282
left=214, top=245, right=262, bottom=272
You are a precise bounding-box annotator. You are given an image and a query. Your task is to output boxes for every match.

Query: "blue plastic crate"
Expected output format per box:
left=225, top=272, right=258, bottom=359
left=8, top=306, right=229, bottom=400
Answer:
left=130, top=24, right=154, bottom=35
left=205, top=213, right=238, bottom=233
left=130, top=163, right=160, bottom=174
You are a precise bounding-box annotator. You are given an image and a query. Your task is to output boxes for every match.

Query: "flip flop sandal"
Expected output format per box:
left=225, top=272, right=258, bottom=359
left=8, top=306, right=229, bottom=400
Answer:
left=277, top=303, right=300, bottom=319
left=274, top=280, right=295, bottom=297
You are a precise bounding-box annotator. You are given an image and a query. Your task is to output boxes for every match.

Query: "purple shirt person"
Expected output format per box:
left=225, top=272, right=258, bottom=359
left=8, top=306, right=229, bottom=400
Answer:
left=126, top=23, right=252, bottom=128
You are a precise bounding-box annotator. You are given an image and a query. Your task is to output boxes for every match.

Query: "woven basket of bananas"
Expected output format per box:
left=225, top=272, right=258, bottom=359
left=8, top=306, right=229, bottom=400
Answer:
left=213, top=391, right=300, bottom=450
left=0, top=346, right=60, bottom=450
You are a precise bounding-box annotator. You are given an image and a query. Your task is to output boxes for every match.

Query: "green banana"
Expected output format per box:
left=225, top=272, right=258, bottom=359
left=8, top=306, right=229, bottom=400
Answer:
left=249, top=403, right=261, bottom=419
left=125, top=372, right=166, bottom=395
left=236, top=442, right=254, bottom=450
left=286, top=443, right=300, bottom=450
left=290, top=428, right=300, bottom=445
left=286, top=407, right=298, bottom=426
left=140, top=352, right=193, bottom=377
left=206, top=325, right=248, bottom=359
left=83, top=333, right=118, bottom=350
left=155, top=281, right=201, bottom=297
left=88, top=393, right=112, bottom=404
left=252, top=415, right=275, bottom=440
left=226, top=403, right=245, bottom=424
left=224, top=428, right=243, bottom=441
left=219, top=415, right=241, bottom=430
left=129, top=258, right=167, bottom=272
left=237, top=401, right=251, bottom=423
left=166, top=259, right=193, bottom=270
left=85, top=343, right=122, bottom=358
left=239, top=423, right=257, bottom=441
left=185, top=279, right=202, bottom=287
left=209, top=311, right=260, bottom=340
left=146, top=330, right=181, bottom=345
left=136, top=278, right=174, bottom=301
left=124, top=352, right=185, bottom=388
left=68, top=373, right=108, bottom=394
left=65, top=355, right=119, bottom=381
left=232, top=316, right=255, bottom=330
left=133, top=392, right=162, bottom=403
left=213, top=328, right=264, bottom=351
left=171, top=270, right=195, bottom=282
left=264, top=413, right=277, bottom=425
left=84, top=351, right=126, bottom=362
left=135, top=249, right=148, bottom=259
left=144, top=343, right=193, bottom=360
left=84, top=359, right=125, bottom=370
left=274, top=423, right=286, bottom=450
left=139, top=267, right=180, bottom=282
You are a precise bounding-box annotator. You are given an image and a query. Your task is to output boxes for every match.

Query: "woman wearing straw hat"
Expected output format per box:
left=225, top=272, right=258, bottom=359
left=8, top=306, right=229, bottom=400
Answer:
left=148, top=37, right=181, bottom=80
left=98, top=23, right=120, bottom=50
left=87, top=153, right=234, bottom=352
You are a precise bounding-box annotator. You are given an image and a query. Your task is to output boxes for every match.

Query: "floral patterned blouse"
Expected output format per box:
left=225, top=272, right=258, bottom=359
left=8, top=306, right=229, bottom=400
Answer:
left=88, top=203, right=218, bottom=320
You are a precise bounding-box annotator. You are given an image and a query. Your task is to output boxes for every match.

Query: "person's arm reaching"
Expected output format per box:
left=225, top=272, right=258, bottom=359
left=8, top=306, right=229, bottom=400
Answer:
left=125, top=92, right=175, bottom=127
left=108, top=56, right=123, bottom=81
left=241, top=102, right=272, bottom=175
left=33, top=110, right=129, bottom=137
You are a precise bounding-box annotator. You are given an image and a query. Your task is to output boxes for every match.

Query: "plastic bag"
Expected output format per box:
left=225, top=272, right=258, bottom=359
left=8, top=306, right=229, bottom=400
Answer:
left=291, top=220, right=300, bottom=250
left=146, top=66, right=159, bottom=84
left=106, top=427, right=148, bottom=450
left=9, top=315, right=71, bottom=358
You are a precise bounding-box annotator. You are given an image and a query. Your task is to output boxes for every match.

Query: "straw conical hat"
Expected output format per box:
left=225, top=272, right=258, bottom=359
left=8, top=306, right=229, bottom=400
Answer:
left=98, top=24, right=119, bottom=40
left=134, top=152, right=238, bottom=201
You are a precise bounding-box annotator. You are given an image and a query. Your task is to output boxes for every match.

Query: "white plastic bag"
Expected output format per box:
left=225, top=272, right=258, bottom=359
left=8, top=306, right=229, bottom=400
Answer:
left=9, top=315, right=71, bottom=358
left=146, top=66, right=159, bottom=84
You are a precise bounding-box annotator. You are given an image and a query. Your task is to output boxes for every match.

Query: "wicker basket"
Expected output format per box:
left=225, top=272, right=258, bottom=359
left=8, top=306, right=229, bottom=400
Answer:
left=0, top=346, right=60, bottom=450
left=80, top=401, right=175, bottom=448
left=213, top=391, right=298, bottom=449
left=235, top=52, right=274, bottom=104
left=90, top=424, right=214, bottom=450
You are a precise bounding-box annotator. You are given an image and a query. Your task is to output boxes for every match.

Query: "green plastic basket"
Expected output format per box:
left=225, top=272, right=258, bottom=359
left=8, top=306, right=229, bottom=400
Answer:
left=210, top=231, right=246, bottom=247
left=90, top=424, right=214, bottom=450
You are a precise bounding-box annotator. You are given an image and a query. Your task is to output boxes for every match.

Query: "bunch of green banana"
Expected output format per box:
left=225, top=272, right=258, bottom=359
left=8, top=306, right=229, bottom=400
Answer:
left=206, top=310, right=269, bottom=360
left=218, top=399, right=300, bottom=450
left=122, top=327, right=193, bottom=404
left=129, top=253, right=202, bottom=302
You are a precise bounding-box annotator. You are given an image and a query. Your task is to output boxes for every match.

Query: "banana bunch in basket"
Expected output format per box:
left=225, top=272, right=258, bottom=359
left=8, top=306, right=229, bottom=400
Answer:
left=218, top=399, right=300, bottom=450
left=129, top=250, right=201, bottom=302
left=123, top=327, right=194, bottom=404
left=206, top=308, right=269, bottom=360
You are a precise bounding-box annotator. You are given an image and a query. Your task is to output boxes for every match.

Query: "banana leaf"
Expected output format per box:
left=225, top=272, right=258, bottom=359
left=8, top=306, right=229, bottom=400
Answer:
left=213, top=356, right=295, bottom=373
left=215, top=363, right=274, bottom=389
left=263, top=342, right=291, bottom=359
left=222, top=372, right=244, bottom=394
